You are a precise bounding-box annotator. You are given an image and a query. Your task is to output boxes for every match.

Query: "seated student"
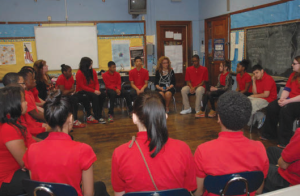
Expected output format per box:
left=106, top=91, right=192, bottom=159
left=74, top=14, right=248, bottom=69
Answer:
left=248, top=64, right=277, bottom=125
left=23, top=91, right=109, bottom=196
left=264, top=128, right=300, bottom=192
left=181, top=55, right=208, bottom=115
left=261, top=56, right=300, bottom=148
left=33, top=60, right=55, bottom=100
left=19, top=67, right=45, bottom=122
left=193, top=91, right=269, bottom=196
left=236, top=59, right=252, bottom=96
left=56, top=64, right=97, bottom=127
left=129, top=56, right=149, bottom=101
left=111, top=91, right=196, bottom=195
left=76, top=57, right=106, bottom=124
left=196, top=60, right=232, bottom=118
left=2, top=72, right=50, bottom=138
left=102, top=61, right=133, bottom=122
left=155, top=56, right=176, bottom=113
left=0, top=86, right=36, bottom=196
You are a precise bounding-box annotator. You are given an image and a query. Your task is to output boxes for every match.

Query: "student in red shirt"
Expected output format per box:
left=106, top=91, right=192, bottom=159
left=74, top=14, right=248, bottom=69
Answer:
left=2, top=72, right=50, bottom=138
left=129, top=56, right=150, bottom=101
left=76, top=57, right=106, bottom=124
left=236, top=59, right=252, bottom=96
left=23, top=91, right=109, bottom=196
left=181, top=55, right=208, bottom=115
left=261, top=56, right=300, bottom=148
left=57, top=64, right=97, bottom=127
left=102, top=61, right=133, bottom=122
left=248, top=64, right=277, bottom=126
left=194, top=91, right=269, bottom=196
left=196, top=60, right=232, bottom=118
left=0, top=86, right=36, bottom=196
left=112, top=91, right=197, bottom=195
left=264, top=128, right=300, bottom=192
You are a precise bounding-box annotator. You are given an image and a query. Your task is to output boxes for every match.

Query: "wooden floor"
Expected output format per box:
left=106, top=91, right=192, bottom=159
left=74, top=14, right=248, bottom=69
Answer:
left=71, top=93, right=276, bottom=195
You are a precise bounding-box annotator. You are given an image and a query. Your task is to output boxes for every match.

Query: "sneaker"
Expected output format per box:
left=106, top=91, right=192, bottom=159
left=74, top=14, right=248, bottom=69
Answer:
left=108, top=114, right=114, bottom=123
left=98, top=118, right=107, bottom=124
left=257, top=116, right=266, bottom=129
left=208, top=110, right=216, bottom=118
left=87, top=115, right=98, bottom=124
left=180, top=107, right=192, bottom=115
left=195, top=110, right=205, bottom=118
left=73, top=120, right=86, bottom=128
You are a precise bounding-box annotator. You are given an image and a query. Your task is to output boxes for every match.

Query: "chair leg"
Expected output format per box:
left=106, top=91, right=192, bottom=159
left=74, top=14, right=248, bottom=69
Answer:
left=250, top=114, right=255, bottom=133
left=173, top=96, right=177, bottom=112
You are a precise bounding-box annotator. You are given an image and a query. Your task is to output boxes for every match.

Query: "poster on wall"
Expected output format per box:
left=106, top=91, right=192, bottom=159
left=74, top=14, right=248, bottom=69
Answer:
left=164, top=45, right=183, bottom=73
left=111, top=40, right=131, bottom=71
left=24, top=42, right=34, bottom=63
left=129, top=46, right=145, bottom=68
left=0, top=44, right=16, bottom=65
left=213, top=38, right=225, bottom=61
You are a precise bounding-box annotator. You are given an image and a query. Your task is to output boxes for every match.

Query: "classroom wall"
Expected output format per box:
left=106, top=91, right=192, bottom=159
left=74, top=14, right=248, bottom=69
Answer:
left=0, top=0, right=200, bottom=72
left=198, top=0, right=280, bottom=59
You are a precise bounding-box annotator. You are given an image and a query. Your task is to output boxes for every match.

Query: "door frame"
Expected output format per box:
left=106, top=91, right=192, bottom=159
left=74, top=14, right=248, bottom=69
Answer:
left=205, top=14, right=229, bottom=85
left=156, top=21, right=193, bottom=75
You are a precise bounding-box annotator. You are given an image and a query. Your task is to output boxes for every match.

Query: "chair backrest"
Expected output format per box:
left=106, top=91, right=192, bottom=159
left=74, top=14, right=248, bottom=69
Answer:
left=204, top=171, right=264, bottom=196
left=22, top=179, right=78, bottom=196
left=123, top=188, right=190, bottom=196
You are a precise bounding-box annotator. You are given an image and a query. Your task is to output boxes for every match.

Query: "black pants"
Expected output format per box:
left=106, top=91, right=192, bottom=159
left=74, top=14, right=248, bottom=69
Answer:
left=262, top=99, right=300, bottom=145
left=201, top=90, right=226, bottom=111
left=243, top=92, right=253, bottom=96
left=0, top=169, right=30, bottom=196
left=264, top=147, right=290, bottom=192
left=78, top=90, right=106, bottom=120
left=130, top=87, right=150, bottom=101
left=94, top=181, right=110, bottom=196
left=106, top=89, right=133, bottom=115
left=69, top=93, right=92, bottom=120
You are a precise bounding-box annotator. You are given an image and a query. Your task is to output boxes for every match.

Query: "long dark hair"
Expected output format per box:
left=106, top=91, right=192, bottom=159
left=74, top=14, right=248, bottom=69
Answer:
left=44, top=90, right=72, bottom=129
left=79, top=57, right=93, bottom=84
left=33, top=60, right=48, bottom=84
left=133, top=91, right=169, bottom=158
left=0, top=86, right=27, bottom=139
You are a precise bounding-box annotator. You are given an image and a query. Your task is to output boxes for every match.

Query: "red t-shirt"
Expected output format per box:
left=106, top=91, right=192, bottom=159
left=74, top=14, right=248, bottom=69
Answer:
left=111, top=131, right=197, bottom=193
left=102, top=71, right=121, bottom=90
left=284, top=72, right=300, bottom=99
left=278, top=128, right=300, bottom=185
left=56, top=74, right=74, bottom=90
left=194, top=131, right=269, bottom=196
left=185, top=66, right=208, bottom=88
left=25, top=90, right=37, bottom=113
left=23, top=132, right=97, bottom=196
left=129, top=68, right=149, bottom=90
left=0, top=122, right=36, bottom=187
left=255, top=73, right=277, bottom=103
left=75, top=69, right=99, bottom=93
left=20, top=115, right=45, bottom=136
left=237, top=72, right=252, bottom=93
left=30, top=87, right=41, bottom=103
left=219, top=72, right=229, bottom=86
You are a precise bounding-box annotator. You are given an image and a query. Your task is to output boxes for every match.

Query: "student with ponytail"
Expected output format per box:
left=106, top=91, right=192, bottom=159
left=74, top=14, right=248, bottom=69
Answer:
left=23, top=91, right=109, bottom=196
left=56, top=64, right=97, bottom=127
left=111, top=91, right=196, bottom=195
left=0, top=86, right=36, bottom=196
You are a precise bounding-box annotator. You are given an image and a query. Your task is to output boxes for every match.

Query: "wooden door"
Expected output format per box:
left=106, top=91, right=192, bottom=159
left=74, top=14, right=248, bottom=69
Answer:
left=205, top=15, right=229, bottom=86
left=157, top=21, right=192, bottom=90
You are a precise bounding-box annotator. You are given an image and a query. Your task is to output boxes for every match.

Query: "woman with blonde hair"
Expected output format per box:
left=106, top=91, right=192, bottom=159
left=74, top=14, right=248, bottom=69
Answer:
left=154, top=56, right=176, bottom=113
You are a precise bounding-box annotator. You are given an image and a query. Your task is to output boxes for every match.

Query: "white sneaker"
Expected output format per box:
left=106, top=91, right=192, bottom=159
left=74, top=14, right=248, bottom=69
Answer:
left=180, top=107, right=192, bottom=115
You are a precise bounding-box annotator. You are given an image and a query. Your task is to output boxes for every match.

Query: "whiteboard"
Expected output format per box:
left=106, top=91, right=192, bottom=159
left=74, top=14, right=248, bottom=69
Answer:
left=34, top=26, right=98, bottom=71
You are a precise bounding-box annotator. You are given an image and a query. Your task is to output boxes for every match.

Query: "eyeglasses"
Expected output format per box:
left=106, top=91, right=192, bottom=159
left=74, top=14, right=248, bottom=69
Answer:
left=292, top=63, right=300, bottom=65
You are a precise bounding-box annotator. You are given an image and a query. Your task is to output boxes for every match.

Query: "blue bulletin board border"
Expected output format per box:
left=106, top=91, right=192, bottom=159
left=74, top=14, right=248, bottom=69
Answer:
left=230, top=30, right=244, bottom=73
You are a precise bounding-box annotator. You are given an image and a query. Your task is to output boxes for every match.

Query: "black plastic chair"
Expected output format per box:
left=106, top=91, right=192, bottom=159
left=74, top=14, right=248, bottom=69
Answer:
left=22, top=179, right=78, bottom=196
left=204, top=171, right=264, bottom=196
left=124, top=188, right=191, bottom=196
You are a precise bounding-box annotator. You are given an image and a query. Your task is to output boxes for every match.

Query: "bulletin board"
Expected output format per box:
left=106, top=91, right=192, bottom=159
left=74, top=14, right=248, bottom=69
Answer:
left=0, top=39, right=36, bottom=79
left=98, top=36, right=144, bottom=71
